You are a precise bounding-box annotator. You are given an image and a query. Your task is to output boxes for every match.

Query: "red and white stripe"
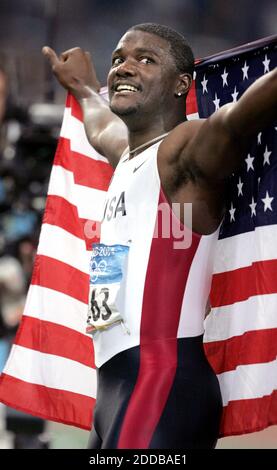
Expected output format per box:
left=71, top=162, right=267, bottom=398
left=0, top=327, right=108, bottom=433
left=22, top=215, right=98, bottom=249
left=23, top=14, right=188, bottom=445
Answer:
left=0, top=92, right=113, bottom=430
left=204, top=227, right=277, bottom=436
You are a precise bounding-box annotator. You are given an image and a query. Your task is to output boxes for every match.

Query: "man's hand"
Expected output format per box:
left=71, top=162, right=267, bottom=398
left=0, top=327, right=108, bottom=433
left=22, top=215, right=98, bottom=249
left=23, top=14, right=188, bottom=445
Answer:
left=42, top=46, right=101, bottom=99
left=42, top=45, right=127, bottom=166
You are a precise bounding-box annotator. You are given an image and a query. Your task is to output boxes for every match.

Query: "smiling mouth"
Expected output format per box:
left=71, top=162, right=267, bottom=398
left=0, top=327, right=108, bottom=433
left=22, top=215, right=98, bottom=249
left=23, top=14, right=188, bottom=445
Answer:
left=113, top=84, right=140, bottom=94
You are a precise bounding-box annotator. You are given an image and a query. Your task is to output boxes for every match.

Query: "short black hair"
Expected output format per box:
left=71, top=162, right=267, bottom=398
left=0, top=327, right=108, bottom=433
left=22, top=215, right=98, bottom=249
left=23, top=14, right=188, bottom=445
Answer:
left=128, top=23, right=194, bottom=77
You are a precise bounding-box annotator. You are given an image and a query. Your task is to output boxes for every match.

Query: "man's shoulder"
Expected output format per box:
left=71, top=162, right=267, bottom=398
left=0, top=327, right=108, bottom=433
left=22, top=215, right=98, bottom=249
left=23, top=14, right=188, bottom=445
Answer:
left=168, top=118, right=207, bottom=141
left=158, top=118, right=206, bottom=165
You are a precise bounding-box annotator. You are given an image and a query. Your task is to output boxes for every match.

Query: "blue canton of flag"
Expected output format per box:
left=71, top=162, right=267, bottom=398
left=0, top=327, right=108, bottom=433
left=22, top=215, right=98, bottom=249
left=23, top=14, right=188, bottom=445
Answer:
left=195, top=39, right=277, bottom=238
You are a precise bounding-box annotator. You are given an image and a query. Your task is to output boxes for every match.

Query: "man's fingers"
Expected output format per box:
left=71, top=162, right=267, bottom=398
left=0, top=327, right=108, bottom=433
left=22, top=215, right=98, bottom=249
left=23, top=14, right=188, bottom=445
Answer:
left=42, top=46, right=59, bottom=67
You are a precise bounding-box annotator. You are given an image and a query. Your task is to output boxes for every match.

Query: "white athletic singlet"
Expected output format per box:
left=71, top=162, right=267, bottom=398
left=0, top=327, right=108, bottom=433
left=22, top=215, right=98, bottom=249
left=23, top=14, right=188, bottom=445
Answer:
left=88, top=140, right=219, bottom=368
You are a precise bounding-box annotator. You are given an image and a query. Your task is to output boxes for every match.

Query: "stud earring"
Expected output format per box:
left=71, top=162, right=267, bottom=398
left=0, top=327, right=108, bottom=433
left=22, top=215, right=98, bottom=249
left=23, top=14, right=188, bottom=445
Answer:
left=177, top=92, right=182, bottom=96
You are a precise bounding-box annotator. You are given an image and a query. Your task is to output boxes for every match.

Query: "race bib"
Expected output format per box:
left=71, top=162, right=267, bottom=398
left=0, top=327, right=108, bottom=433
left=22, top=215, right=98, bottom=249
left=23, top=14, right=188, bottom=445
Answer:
left=87, top=243, right=130, bottom=334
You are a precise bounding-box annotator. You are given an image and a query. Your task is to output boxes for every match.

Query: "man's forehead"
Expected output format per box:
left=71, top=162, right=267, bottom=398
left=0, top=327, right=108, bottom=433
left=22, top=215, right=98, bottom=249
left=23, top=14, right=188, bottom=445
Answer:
left=113, top=30, right=170, bottom=56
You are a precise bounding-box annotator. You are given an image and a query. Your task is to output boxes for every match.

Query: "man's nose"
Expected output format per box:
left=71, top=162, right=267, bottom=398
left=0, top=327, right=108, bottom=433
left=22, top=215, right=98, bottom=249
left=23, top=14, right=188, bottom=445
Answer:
left=115, top=59, right=136, bottom=77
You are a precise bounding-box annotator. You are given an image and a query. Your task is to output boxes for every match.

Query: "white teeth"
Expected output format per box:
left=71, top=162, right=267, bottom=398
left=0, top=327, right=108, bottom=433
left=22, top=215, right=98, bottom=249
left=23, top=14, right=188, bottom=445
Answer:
left=116, top=84, right=138, bottom=92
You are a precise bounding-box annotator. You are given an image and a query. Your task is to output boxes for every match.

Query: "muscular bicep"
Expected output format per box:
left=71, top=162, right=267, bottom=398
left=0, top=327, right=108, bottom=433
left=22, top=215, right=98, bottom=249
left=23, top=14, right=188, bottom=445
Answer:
left=184, top=104, right=247, bottom=185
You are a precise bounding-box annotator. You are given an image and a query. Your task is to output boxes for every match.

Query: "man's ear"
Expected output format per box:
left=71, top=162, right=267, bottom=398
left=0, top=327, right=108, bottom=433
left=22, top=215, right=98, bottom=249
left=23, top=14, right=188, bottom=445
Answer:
left=174, top=73, right=192, bottom=97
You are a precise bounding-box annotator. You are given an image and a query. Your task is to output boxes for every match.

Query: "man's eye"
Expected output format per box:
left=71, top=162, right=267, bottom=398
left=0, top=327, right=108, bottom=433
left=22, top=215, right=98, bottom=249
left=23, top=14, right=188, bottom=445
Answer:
left=112, top=57, right=123, bottom=66
left=140, top=57, right=154, bottom=64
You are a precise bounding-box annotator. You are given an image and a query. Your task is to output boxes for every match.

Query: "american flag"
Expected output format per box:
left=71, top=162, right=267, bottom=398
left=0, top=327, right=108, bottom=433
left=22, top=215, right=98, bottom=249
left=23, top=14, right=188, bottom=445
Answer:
left=0, top=36, right=276, bottom=437
left=201, top=36, right=277, bottom=436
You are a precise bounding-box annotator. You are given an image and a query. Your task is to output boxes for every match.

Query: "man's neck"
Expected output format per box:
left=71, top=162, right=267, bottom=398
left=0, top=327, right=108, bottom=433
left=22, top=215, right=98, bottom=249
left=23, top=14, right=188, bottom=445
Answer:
left=127, top=113, right=187, bottom=153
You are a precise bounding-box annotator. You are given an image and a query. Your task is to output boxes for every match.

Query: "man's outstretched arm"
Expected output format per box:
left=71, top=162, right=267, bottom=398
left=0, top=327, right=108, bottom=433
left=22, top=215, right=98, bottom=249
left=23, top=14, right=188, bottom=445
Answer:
left=42, top=46, right=128, bottom=168
left=185, top=68, right=277, bottom=183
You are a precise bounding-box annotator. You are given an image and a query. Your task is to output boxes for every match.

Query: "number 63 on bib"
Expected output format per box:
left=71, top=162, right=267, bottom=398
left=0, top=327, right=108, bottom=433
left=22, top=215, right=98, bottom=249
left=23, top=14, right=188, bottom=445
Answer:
left=86, top=243, right=130, bottom=334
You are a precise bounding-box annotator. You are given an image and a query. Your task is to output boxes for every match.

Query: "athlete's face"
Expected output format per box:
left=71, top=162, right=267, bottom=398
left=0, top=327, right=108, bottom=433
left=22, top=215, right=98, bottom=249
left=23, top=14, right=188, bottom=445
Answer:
left=107, top=30, right=179, bottom=118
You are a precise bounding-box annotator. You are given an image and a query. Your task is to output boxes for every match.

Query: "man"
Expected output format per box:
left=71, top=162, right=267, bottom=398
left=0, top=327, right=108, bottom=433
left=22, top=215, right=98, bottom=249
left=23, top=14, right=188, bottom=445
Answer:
left=43, top=23, right=277, bottom=449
